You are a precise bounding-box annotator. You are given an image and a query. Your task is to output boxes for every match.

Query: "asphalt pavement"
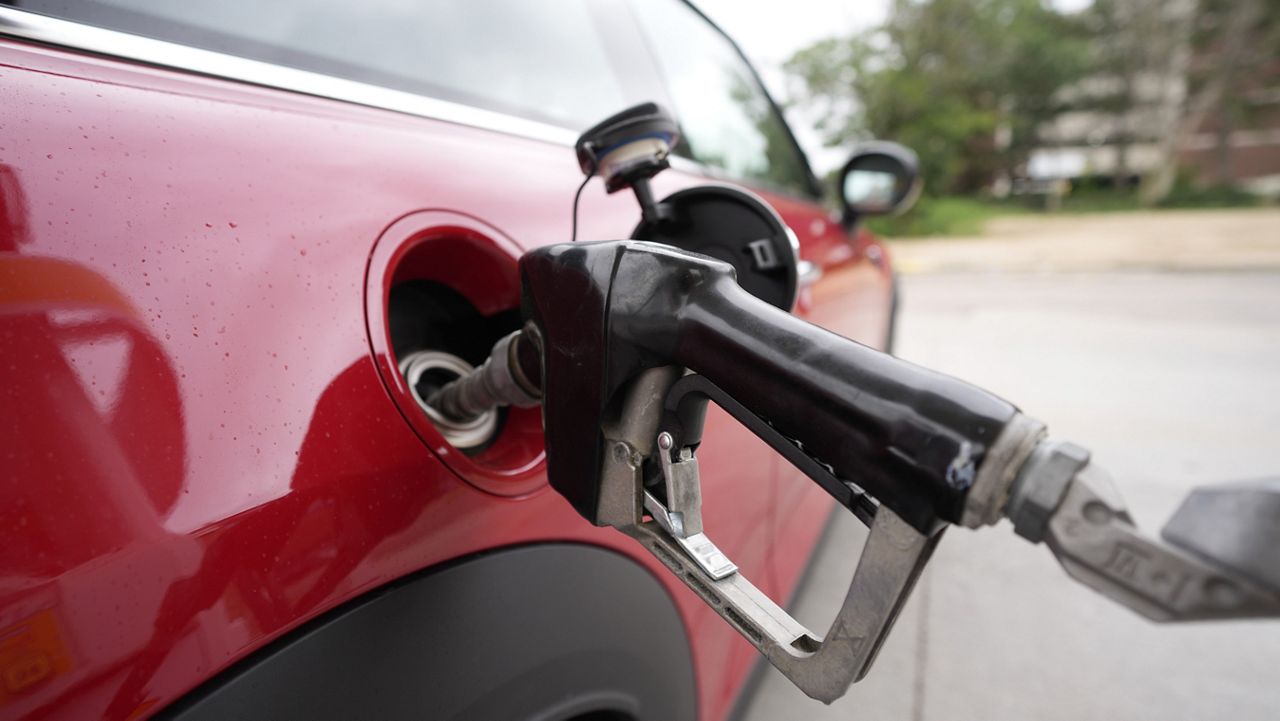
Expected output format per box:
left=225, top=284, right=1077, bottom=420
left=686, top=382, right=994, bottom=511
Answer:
left=742, top=210, right=1280, bottom=720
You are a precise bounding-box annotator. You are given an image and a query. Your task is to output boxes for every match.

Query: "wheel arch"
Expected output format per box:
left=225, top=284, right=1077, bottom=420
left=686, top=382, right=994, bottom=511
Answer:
left=156, top=543, right=697, bottom=721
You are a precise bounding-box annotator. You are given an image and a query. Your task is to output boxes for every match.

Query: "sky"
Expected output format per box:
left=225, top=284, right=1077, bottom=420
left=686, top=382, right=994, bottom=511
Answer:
left=692, top=0, right=1094, bottom=172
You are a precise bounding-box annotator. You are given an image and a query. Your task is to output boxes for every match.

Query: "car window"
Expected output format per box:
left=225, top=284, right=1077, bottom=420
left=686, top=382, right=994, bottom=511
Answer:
left=628, top=0, right=815, bottom=197
left=5, top=0, right=657, bottom=131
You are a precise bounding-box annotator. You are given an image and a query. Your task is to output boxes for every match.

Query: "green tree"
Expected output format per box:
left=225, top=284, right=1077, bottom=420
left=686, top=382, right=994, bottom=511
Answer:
left=1081, top=0, right=1191, bottom=190
left=1192, top=0, right=1280, bottom=183
left=785, top=0, right=1088, bottom=195
left=1140, top=0, right=1280, bottom=203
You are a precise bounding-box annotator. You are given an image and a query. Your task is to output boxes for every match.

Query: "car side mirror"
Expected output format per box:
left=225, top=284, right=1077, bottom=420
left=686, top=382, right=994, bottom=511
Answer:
left=838, top=141, right=922, bottom=224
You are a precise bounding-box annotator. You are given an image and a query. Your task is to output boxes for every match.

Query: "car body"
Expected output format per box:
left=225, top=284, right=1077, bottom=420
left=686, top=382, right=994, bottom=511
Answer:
left=0, top=2, right=895, bottom=719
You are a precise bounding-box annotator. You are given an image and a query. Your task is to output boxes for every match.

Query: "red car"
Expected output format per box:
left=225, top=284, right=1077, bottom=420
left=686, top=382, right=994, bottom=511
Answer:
left=0, top=2, right=899, bottom=719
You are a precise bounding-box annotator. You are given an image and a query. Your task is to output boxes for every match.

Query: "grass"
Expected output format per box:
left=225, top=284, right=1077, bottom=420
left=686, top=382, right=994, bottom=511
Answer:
left=1056, top=185, right=1262, bottom=213
left=866, top=184, right=1265, bottom=238
left=865, top=196, right=1021, bottom=238
left=1159, top=183, right=1263, bottom=209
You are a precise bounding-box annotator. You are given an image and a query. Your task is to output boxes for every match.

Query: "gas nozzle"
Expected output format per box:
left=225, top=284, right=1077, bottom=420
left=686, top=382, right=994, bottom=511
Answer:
left=519, top=239, right=1046, bottom=700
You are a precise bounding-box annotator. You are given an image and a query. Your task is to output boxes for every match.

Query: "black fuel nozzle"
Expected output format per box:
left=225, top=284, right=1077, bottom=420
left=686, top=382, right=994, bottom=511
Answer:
left=520, top=239, right=1030, bottom=534
left=516, top=239, right=1049, bottom=700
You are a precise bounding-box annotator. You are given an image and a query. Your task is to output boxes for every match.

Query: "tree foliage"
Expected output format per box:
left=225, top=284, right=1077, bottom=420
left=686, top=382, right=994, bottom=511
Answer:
left=785, top=0, right=1089, bottom=195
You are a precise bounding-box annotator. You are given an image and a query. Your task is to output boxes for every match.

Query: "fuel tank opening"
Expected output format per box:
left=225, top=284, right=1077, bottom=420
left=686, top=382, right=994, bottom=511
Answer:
left=365, top=210, right=546, bottom=495
left=387, top=280, right=520, bottom=455
left=398, top=349, right=498, bottom=450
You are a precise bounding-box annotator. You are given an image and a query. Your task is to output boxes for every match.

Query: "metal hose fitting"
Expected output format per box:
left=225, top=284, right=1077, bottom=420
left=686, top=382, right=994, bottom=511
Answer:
left=428, top=330, right=541, bottom=423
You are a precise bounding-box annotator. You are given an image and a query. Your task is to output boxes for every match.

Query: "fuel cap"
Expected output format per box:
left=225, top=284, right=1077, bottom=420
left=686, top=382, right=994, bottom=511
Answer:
left=633, top=185, right=798, bottom=311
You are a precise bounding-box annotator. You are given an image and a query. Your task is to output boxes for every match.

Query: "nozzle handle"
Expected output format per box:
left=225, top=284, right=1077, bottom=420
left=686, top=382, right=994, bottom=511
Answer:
left=521, top=240, right=1023, bottom=532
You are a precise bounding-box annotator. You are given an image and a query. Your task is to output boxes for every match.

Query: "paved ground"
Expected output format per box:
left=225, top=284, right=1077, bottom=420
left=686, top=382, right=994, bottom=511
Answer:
left=742, top=209, right=1280, bottom=720
left=889, top=208, right=1280, bottom=274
